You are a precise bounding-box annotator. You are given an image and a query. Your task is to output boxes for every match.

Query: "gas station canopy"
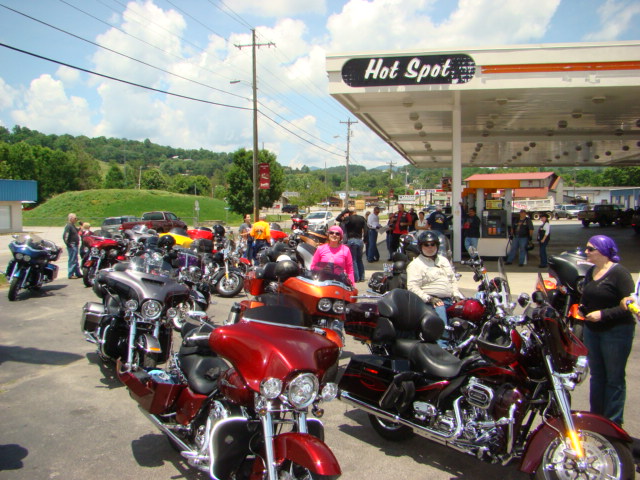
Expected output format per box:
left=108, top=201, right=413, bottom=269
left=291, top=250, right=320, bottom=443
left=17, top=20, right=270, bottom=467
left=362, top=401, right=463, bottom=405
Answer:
left=326, top=41, right=640, bottom=169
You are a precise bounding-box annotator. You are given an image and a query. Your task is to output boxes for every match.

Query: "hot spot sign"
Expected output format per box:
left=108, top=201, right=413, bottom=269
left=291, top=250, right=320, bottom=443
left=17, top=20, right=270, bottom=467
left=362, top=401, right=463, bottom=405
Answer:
left=341, top=54, right=475, bottom=87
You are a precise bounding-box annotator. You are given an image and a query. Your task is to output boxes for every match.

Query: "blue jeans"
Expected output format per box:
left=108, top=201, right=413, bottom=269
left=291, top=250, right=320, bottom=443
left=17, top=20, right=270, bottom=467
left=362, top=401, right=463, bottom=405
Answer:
left=583, top=323, right=635, bottom=425
left=347, top=238, right=365, bottom=283
left=464, top=236, right=479, bottom=254
left=67, top=243, right=81, bottom=277
left=367, top=229, right=379, bottom=262
left=506, top=237, right=528, bottom=265
left=244, top=238, right=253, bottom=260
left=251, top=239, right=268, bottom=265
left=539, top=239, right=549, bottom=267
left=432, top=297, right=454, bottom=347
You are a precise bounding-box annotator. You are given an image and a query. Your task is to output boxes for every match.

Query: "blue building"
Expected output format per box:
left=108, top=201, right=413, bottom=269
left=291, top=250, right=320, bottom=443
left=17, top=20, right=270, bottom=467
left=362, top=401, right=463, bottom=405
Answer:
left=0, top=179, right=38, bottom=233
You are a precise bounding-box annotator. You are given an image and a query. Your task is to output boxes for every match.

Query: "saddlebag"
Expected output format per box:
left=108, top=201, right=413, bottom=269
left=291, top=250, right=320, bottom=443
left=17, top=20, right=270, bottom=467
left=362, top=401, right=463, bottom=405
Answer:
left=338, top=354, right=411, bottom=407
left=344, top=302, right=378, bottom=341
left=80, top=302, right=107, bottom=333
left=117, top=366, right=184, bottom=415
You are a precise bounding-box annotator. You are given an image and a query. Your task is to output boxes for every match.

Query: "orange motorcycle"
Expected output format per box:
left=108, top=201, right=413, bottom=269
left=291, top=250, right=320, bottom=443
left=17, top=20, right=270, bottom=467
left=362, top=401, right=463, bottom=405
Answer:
left=231, top=260, right=357, bottom=348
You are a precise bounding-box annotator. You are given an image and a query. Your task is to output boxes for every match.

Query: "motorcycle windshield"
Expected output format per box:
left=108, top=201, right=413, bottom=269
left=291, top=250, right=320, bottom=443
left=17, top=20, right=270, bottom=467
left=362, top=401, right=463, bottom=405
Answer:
left=131, top=224, right=149, bottom=235
left=12, top=233, right=43, bottom=246
left=309, top=261, right=352, bottom=287
left=128, top=252, right=174, bottom=277
left=495, top=257, right=513, bottom=306
left=210, top=314, right=340, bottom=392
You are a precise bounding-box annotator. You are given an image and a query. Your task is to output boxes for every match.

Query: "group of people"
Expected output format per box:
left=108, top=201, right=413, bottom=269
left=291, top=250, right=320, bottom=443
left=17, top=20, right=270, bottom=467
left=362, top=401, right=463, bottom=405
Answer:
left=63, top=213, right=93, bottom=279
left=238, top=213, right=271, bottom=265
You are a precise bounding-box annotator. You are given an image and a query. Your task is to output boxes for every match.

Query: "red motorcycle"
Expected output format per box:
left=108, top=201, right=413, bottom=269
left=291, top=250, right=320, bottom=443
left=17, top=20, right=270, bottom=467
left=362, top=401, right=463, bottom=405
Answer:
left=118, top=304, right=342, bottom=480
left=291, top=214, right=308, bottom=232
left=80, top=234, right=127, bottom=287
left=338, top=276, right=634, bottom=478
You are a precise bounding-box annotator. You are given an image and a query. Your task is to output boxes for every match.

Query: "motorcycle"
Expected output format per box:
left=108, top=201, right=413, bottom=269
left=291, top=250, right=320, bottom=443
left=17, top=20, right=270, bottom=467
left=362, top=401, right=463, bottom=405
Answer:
left=241, top=260, right=357, bottom=347
left=338, top=275, right=635, bottom=479
left=5, top=233, right=62, bottom=301
left=542, top=248, right=593, bottom=341
left=291, top=213, right=308, bottom=232
left=82, top=250, right=193, bottom=370
left=202, top=246, right=245, bottom=298
left=116, top=304, right=342, bottom=480
left=80, top=233, right=127, bottom=287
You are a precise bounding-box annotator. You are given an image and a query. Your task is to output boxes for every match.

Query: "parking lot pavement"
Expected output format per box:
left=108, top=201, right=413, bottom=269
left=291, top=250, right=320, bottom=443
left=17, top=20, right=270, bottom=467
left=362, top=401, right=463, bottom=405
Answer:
left=1, top=222, right=640, bottom=478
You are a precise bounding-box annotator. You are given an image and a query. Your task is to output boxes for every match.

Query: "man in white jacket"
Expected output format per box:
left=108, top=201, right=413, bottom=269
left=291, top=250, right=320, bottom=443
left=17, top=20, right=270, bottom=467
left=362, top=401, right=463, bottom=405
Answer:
left=407, top=230, right=463, bottom=328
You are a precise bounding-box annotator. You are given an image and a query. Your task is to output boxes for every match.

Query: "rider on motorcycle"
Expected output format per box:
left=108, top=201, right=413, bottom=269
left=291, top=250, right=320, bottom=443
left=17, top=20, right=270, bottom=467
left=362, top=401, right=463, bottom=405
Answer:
left=406, top=230, right=463, bottom=333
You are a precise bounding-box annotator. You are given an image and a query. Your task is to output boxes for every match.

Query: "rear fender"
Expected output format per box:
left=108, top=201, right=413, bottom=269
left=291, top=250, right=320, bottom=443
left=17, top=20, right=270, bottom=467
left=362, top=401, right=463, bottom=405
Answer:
left=520, top=411, right=632, bottom=474
left=273, top=432, right=341, bottom=477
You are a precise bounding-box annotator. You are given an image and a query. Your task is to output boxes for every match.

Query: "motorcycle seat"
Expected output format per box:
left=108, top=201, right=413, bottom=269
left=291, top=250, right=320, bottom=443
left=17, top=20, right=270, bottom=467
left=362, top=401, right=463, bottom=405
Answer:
left=179, top=350, right=229, bottom=395
left=409, top=342, right=463, bottom=379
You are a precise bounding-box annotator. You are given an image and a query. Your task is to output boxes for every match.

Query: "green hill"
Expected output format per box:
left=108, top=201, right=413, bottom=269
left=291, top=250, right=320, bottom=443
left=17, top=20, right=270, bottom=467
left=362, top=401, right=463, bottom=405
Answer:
left=23, top=189, right=242, bottom=227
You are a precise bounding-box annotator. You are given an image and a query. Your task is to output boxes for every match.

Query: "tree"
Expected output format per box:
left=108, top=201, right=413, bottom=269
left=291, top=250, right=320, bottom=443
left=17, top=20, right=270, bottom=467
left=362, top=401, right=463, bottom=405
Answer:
left=141, top=168, right=169, bottom=190
left=226, top=148, right=284, bottom=216
left=104, top=162, right=126, bottom=188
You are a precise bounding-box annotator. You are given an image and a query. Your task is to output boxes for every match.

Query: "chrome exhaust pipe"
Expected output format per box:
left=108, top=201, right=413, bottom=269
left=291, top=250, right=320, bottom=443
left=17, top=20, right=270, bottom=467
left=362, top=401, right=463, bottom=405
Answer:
left=140, top=409, right=193, bottom=454
left=340, top=391, right=469, bottom=452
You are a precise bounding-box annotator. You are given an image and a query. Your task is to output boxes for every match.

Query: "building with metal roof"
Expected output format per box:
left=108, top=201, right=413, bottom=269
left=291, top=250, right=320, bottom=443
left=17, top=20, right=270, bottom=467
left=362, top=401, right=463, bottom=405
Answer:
left=0, top=179, right=38, bottom=233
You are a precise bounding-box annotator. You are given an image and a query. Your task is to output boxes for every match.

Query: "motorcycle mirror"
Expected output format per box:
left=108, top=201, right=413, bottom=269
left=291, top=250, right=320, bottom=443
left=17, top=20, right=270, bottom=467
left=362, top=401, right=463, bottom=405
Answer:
left=517, top=293, right=530, bottom=307
left=531, top=291, right=545, bottom=305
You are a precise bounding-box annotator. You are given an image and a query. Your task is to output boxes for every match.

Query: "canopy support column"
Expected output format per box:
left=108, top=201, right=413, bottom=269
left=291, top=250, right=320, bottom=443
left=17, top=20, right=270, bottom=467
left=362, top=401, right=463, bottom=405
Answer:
left=452, top=92, right=462, bottom=262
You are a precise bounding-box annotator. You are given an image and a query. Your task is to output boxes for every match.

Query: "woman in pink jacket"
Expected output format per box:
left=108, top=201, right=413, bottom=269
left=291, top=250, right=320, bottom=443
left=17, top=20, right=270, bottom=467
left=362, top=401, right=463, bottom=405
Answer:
left=309, top=225, right=355, bottom=284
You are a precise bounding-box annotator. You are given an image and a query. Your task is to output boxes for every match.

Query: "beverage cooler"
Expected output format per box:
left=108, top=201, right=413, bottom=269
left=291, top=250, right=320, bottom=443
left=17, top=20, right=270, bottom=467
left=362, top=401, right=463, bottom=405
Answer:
left=478, top=199, right=510, bottom=257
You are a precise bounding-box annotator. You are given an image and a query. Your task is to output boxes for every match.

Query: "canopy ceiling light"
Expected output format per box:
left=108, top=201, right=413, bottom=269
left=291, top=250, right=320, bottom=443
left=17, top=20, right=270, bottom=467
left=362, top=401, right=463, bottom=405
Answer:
left=418, top=130, right=427, bottom=137
left=414, top=122, right=423, bottom=130
left=558, top=120, right=568, bottom=128
left=495, top=98, right=508, bottom=105
left=591, top=96, right=606, bottom=104
left=572, top=110, right=583, bottom=119
left=409, top=112, right=419, bottom=121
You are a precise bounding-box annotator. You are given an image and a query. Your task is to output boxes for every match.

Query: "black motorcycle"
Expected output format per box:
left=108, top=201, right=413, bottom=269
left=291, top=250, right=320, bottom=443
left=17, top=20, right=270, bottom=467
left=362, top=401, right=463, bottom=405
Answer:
left=82, top=250, right=196, bottom=370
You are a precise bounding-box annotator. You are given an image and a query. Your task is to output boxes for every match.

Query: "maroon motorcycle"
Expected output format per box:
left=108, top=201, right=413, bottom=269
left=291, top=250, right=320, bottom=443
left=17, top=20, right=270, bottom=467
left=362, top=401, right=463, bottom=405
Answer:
left=117, top=304, right=342, bottom=480
left=338, top=276, right=634, bottom=479
left=81, top=234, right=127, bottom=287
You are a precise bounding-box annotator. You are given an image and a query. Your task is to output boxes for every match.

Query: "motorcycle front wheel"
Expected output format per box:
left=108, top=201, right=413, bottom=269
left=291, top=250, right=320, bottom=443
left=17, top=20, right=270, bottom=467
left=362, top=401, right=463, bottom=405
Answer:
left=534, top=431, right=634, bottom=480
left=8, top=277, right=20, bottom=301
left=215, top=273, right=243, bottom=297
left=368, top=414, right=415, bottom=441
left=261, top=459, right=336, bottom=480
left=82, top=266, right=96, bottom=288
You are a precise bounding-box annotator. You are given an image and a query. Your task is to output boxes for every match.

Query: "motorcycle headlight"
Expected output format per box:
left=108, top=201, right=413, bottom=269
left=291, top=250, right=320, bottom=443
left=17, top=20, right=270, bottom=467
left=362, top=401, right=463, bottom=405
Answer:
left=317, top=298, right=333, bottom=313
left=15, top=253, right=23, bottom=260
left=260, top=378, right=283, bottom=399
left=91, top=247, right=100, bottom=255
left=125, top=299, right=138, bottom=311
left=99, top=249, right=107, bottom=257
left=141, top=300, right=162, bottom=320
left=332, top=300, right=345, bottom=315
left=320, top=382, right=338, bottom=402
left=23, top=255, right=31, bottom=262
left=287, top=373, right=318, bottom=409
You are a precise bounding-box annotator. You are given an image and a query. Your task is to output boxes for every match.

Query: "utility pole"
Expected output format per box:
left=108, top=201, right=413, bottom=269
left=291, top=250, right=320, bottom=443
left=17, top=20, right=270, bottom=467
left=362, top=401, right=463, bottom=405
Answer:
left=340, top=118, right=357, bottom=208
left=235, top=30, right=274, bottom=221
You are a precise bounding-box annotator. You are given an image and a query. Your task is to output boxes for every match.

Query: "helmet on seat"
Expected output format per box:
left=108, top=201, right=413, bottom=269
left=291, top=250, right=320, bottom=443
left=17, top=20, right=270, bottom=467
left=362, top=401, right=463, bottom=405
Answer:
left=158, top=235, right=176, bottom=250
left=213, top=224, right=226, bottom=237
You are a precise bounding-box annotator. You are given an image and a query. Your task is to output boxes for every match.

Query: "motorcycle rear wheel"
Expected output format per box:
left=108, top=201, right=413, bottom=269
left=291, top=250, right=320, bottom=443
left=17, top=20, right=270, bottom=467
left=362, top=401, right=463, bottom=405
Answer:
left=8, top=277, right=20, bottom=301
left=215, top=273, right=243, bottom=297
left=82, top=267, right=95, bottom=288
left=368, top=414, right=415, bottom=441
left=534, top=431, right=634, bottom=480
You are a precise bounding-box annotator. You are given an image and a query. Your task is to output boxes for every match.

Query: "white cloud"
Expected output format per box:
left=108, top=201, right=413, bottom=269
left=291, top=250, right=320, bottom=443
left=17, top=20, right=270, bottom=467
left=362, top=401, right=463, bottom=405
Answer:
left=56, top=66, right=81, bottom=84
left=11, top=74, right=94, bottom=135
left=326, top=0, right=560, bottom=52
left=0, top=78, right=18, bottom=111
left=583, top=0, right=640, bottom=41
left=224, top=0, right=327, bottom=17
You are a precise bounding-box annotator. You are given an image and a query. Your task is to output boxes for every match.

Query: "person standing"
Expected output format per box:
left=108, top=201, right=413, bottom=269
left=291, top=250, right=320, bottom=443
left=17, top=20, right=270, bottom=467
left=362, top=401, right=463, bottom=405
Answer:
left=537, top=213, right=551, bottom=268
left=63, top=213, right=82, bottom=279
left=389, top=203, right=411, bottom=259
left=249, top=213, right=271, bottom=265
left=580, top=235, right=635, bottom=426
left=427, top=205, right=449, bottom=232
left=238, top=213, right=253, bottom=260
left=505, top=210, right=533, bottom=266
left=366, top=206, right=382, bottom=262
left=338, top=207, right=367, bottom=283
left=460, top=205, right=481, bottom=254
left=310, top=225, right=355, bottom=285
left=414, top=211, right=428, bottom=231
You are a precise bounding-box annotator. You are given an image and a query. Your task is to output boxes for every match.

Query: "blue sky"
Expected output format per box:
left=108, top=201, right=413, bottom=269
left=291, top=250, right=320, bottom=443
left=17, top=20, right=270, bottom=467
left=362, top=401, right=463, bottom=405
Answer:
left=0, top=0, right=639, bottom=170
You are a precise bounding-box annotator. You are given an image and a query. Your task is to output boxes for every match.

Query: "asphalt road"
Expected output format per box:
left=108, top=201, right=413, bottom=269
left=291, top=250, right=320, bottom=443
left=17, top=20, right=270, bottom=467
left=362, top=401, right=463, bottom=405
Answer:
left=1, top=221, right=640, bottom=479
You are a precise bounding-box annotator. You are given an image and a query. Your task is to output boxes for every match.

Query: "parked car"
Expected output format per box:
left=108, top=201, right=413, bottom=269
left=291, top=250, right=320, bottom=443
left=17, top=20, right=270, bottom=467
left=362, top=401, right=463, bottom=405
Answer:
left=100, top=216, right=139, bottom=234
left=305, top=210, right=335, bottom=230
left=281, top=204, right=299, bottom=213
left=631, top=208, right=640, bottom=234
left=553, top=204, right=587, bottom=219
left=119, top=211, right=187, bottom=233
left=577, top=204, right=625, bottom=227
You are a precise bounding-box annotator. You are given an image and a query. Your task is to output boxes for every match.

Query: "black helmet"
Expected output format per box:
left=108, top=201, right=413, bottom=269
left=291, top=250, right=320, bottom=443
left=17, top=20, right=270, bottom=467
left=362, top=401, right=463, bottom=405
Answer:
left=417, top=230, right=440, bottom=248
left=213, top=224, right=226, bottom=236
left=158, top=235, right=176, bottom=250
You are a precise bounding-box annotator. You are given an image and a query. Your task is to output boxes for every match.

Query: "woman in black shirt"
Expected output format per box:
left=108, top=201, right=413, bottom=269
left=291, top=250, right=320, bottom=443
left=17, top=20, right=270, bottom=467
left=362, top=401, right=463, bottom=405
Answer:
left=580, top=235, right=635, bottom=426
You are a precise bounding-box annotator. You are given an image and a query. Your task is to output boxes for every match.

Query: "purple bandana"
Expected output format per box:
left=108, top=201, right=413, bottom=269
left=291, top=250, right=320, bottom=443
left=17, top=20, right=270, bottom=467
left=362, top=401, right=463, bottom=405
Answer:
left=588, top=235, right=621, bottom=263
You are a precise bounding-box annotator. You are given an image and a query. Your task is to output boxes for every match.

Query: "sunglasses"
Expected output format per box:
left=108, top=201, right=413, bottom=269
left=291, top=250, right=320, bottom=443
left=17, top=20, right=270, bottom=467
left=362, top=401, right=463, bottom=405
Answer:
left=585, top=246, right=597, bottom=252
left=422, top=242, right=437, bottom=247
left=328, top=232, right=341, bottom=237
